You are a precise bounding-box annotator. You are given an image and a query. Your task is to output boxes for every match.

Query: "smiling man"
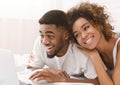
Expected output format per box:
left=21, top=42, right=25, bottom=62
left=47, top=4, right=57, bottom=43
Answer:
left=27, top=10, right=99, bottom=85
left=39, top=24, right=69, bottom=58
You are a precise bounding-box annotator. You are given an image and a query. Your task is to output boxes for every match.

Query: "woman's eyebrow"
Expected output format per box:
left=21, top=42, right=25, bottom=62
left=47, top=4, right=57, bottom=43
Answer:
left=81, top=23, right=88, bottom=28
left=73, top=23, right=88, bottom=34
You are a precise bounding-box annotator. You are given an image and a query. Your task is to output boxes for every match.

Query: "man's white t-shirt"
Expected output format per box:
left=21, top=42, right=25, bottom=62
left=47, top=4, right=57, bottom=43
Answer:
left=29, top=37, right=97, bottom=79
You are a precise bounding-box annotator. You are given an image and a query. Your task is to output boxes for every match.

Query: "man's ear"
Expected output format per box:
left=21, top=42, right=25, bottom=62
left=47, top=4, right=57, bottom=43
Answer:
left=64, top=30, right=69, bottom=40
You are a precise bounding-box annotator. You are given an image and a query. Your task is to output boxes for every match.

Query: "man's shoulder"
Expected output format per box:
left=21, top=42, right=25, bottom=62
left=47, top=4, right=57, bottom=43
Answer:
left=34, top=36, right=44, bottom=48
left=68, top=43, right=87, bottom=57
left=69, top=43, right=79, bottom=50
left=33, top=36, right=46, bottom=55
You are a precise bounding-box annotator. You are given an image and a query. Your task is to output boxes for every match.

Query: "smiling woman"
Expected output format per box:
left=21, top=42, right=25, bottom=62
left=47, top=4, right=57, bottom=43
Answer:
left=67, top=2, right=120, bottom=85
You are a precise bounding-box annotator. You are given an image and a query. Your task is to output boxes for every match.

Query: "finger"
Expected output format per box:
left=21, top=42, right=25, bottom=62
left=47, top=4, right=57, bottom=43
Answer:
left=46, top=68, right=70, bottom=78
left=57, top=71, right=70, bottom=78
left=29, top=70, right=51, bottom=80
left=33, top=76, right=45, bottom=82
left=34, top=76, right=51, bottom=83
left=61, top=71, right=70, bottom=78
left=29, top=71, right=41, bottom=80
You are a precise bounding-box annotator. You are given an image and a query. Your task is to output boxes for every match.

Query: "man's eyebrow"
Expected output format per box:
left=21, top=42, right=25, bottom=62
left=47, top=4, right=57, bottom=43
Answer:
left=39, top=30, right=55, bottom=34
left=45, top=31, right=54, bottom=34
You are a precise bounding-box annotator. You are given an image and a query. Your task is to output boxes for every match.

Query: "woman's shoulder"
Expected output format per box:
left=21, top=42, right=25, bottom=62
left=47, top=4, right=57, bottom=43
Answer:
left=114, top=38, right=120, bottom=47
left=114, top=32, right=120, bottom=38
left=116, top=38, right=120, bottom=49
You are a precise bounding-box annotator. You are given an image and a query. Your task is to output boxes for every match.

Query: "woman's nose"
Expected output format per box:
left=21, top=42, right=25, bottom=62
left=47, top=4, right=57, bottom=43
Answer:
left=81, top=32, right=87, bottom=38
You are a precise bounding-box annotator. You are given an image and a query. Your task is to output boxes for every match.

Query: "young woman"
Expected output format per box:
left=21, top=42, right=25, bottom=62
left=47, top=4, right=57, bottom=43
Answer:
left=67, top=2, right=120, bottom=85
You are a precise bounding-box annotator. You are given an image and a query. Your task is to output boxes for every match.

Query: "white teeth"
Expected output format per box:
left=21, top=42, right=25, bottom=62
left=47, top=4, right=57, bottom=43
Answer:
left=46, top=46, right=53, bottom=49
left=85, top=37, right=93, bottom=44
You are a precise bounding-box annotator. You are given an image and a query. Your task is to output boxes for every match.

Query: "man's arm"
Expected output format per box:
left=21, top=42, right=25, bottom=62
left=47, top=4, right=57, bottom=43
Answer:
left=66, top=77, right=99, bottom=85
left=29, top=68, right=99, bottom=85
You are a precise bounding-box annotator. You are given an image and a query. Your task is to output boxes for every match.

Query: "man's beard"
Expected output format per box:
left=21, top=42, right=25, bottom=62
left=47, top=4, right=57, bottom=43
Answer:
left=47, top=45, right=63, bottom=58
left=47, top=53, right=57, bottom=58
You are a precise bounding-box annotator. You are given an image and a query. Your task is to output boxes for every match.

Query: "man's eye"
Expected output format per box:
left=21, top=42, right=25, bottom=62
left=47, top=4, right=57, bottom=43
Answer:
left=40, top=35, right=44, bottom=38
left=48, top=35, right=54, bottom=39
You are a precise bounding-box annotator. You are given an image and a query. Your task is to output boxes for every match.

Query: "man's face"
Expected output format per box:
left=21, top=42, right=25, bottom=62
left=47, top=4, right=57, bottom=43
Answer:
left=39, top=24, right=68, bottom=58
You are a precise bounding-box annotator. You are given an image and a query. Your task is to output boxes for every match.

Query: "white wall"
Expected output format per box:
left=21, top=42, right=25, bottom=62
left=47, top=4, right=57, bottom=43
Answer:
left=0, top=18, right=39, bottom=54
left=0, top=0, right=120, bottom=54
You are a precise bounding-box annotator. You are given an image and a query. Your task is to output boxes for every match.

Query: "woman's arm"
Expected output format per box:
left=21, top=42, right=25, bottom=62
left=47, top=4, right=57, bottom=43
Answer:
left=66, top=77, right=99, bottom=85
left=112, top=42, right=120, bottom=85
left=86, top=50, right=114, bottom=85
left=90, top=52, right=114, bottom=85
left=80, top=49, right=114, bottom=85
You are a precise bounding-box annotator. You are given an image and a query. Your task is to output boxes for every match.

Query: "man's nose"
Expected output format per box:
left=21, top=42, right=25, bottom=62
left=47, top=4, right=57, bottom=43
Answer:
left=41, top=37, right=50, bottom=45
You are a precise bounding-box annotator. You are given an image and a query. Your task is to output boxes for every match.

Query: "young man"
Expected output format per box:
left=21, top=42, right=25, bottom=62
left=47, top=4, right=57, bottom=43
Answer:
left=27, top=10, right=99, bottom=85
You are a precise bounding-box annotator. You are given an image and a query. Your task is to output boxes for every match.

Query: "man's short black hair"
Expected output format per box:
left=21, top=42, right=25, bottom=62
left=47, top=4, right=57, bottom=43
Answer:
left=39, top=10, right=69, bottom=29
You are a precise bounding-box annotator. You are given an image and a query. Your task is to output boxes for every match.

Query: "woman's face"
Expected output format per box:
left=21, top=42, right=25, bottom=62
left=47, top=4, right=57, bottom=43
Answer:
left=72, top=18, right=101, bottom=49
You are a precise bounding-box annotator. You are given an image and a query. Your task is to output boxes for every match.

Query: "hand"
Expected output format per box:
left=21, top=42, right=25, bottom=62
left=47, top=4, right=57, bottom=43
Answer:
left=28, top=52, right=35, bottom=64
left=26, top=52, right=37, bottom=71
left=29, top=68, right=70, bottom=83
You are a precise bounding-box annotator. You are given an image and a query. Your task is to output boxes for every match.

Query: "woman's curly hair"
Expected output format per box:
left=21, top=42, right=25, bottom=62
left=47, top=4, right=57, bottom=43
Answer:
left=67, top=2, right=114, bottom=41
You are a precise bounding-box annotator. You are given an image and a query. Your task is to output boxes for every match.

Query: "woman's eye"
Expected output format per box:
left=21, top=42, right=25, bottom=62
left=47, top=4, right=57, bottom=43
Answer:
left=84, top=25, right=90, bottom=30
left=74, top=34, right=78, bottom=38
left=74, top=33, right=81, bottom=38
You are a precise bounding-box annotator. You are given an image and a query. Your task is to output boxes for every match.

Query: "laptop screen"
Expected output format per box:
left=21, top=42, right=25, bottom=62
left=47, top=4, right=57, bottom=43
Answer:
left=0, top=49, right=19, bottom=85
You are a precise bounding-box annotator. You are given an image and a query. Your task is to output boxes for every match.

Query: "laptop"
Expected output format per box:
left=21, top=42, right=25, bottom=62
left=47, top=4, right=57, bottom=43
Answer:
left=0, top=49, right=20, bottom=85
